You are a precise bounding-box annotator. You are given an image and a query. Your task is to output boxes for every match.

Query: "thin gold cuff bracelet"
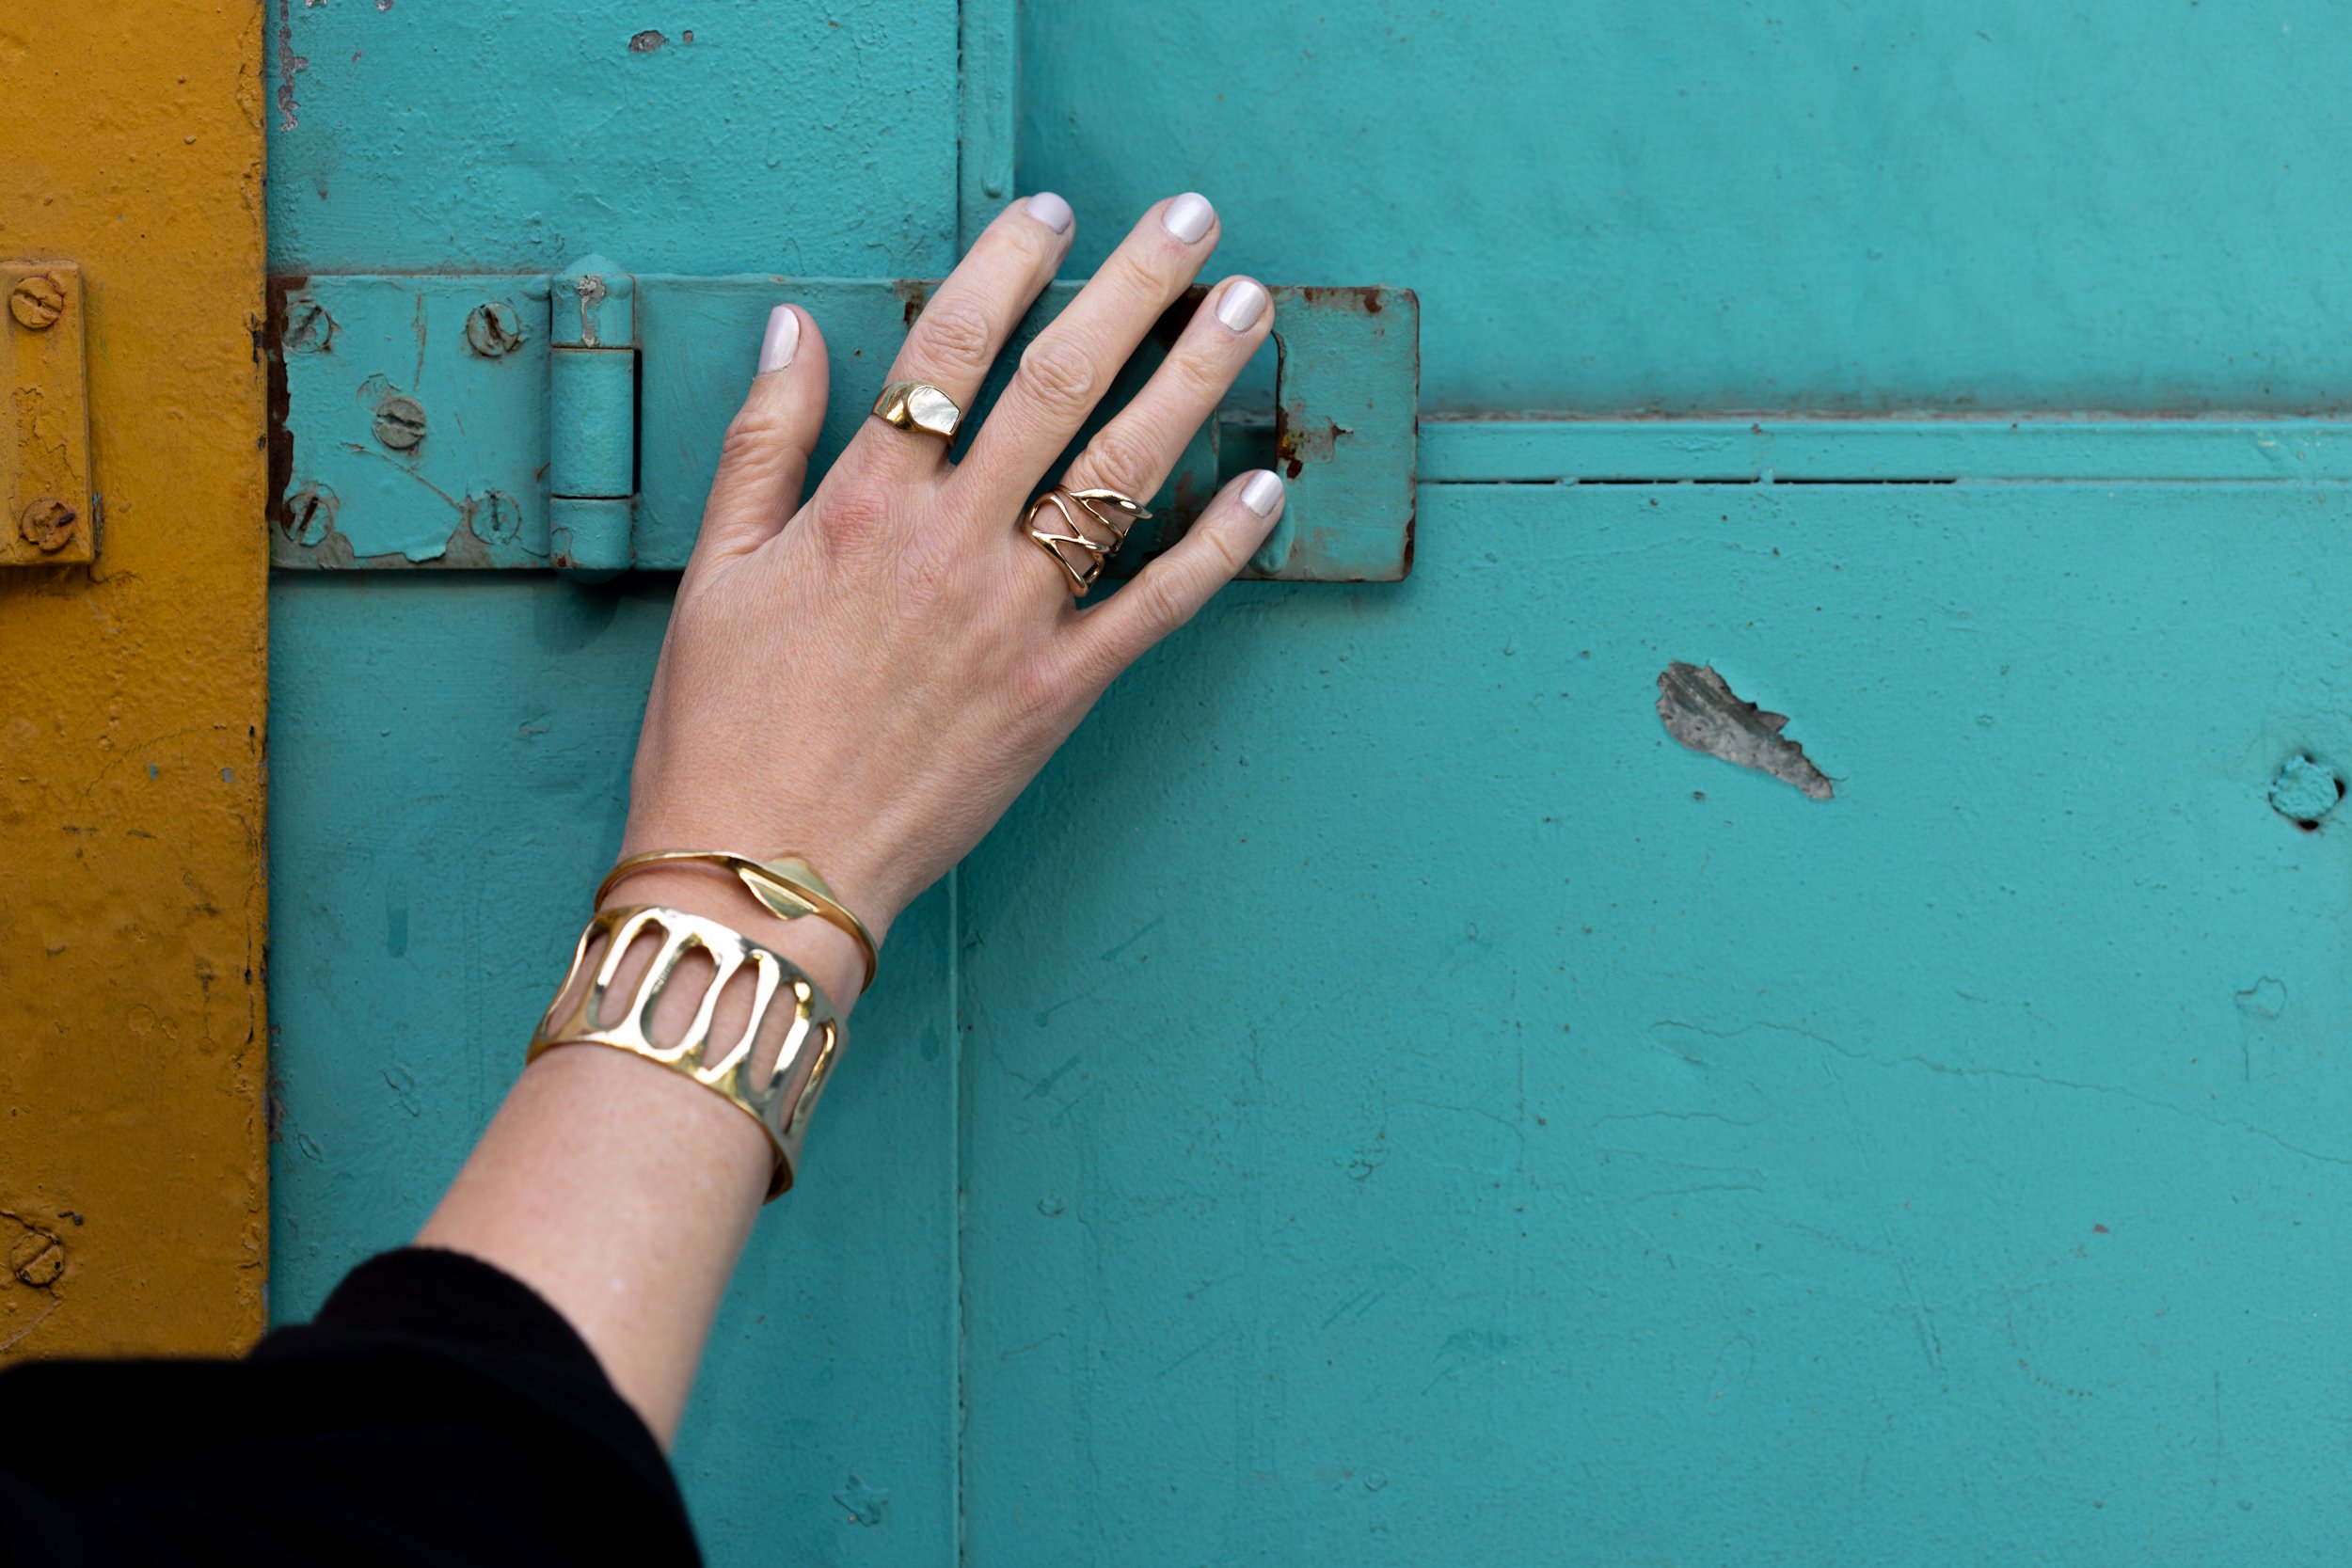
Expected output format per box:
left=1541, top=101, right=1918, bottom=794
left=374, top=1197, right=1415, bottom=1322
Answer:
left=596, top=849, right=879, bottom=995
left=528, top=904, right=845, bottom=1200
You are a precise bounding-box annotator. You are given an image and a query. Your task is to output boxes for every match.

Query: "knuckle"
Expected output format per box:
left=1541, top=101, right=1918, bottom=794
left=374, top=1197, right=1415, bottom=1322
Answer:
left=812, top=475, right=893, bottom=554
left=1011, top=647, right=1074, bottom=717
left=1104, top=247, right=1168, bottom=300
left=718, top=404, right=798, bottom=473
left=1134, top=567, right=1198, bottom=637
left=1073, top=421, right=1160, bottom=493
left=913, top=298, right=997, bottom=376
left=1014, top=335, right=1102, bottom=419
left=1162, top=343, right=1231, bottom=404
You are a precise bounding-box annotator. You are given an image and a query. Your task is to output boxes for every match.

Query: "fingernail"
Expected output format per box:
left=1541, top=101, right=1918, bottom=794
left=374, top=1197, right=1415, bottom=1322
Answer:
left=1162, top=191, right=1216, bottom=244
left=1025, top=191, right=1074, bottom=233
left=1241, top=469, right=1284, bottom=517
left=1215, top=277, right=1268, bottom=332
left=757, top=305, right=800, bottom=375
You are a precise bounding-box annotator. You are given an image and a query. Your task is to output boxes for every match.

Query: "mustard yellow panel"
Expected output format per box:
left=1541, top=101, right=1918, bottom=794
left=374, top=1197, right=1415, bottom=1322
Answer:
left=0, top=0, right=267, bottom=1356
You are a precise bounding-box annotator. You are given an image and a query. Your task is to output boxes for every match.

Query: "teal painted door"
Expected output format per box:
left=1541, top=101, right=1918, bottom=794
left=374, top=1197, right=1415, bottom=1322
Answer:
left=268, top=5, right=2352, bottom=1564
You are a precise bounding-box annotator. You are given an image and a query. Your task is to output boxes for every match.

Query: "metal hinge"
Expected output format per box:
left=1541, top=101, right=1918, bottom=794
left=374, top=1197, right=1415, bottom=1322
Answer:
left=269, top=257, right=1417, bottom=581
left=2, top=261, right=94, bottom=566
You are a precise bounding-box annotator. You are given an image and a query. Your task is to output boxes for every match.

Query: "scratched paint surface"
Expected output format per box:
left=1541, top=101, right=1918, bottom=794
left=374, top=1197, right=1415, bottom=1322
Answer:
left=1024, top=0, right=2352, bottom=415
left=0, top=2, right=267, bottom=1356
left=263, top=4, right=961, bottom=1561
left=263, top=2, right=2352, bottom=1564
left=961, top=483, right=2352, bottom=1564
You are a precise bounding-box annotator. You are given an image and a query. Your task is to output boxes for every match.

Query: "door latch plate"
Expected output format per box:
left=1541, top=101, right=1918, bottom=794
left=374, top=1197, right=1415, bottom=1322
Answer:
left=271, top=270, right=1417, bottom=581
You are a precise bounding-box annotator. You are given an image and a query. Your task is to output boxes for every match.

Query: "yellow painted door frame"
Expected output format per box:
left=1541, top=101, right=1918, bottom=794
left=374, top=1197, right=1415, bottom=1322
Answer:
left=0, top=0, right=269, bottom=1355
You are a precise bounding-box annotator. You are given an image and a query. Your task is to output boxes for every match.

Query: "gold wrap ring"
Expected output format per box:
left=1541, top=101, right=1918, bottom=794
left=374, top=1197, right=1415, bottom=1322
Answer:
left=596, top=849, right=880, bottom=996
left=870, top=379, right=963, bottom=441
left=1023, top=484, right=1152, bottom=595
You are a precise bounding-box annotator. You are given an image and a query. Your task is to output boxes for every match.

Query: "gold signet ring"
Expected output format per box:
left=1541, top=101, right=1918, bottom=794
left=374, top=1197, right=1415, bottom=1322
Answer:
left=1024, top=485, right=1152, bottom=595
left=870, top=380, right=963, bottom=441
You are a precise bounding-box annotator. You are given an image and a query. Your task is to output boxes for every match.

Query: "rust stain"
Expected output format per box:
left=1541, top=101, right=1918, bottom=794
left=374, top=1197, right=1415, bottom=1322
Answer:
left=895, top=277, right=933, bottom=327
left=266, top=276, right=306, bottom=536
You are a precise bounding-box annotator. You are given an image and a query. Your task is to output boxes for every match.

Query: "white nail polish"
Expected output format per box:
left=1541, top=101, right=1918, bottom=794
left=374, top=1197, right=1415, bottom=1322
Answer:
left=757, top=306, right=800, bottom=375
left=1215, top=277, right=1267, bottom=332
left=1025, top=191, right=1073, bottom=233
left=1241, top=469, right=1284, bottom=517
left=1162, top=191, right=1215, bottom=244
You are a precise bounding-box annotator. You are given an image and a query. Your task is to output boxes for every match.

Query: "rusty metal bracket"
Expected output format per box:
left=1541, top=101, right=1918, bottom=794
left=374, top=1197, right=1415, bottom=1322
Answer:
left=268, top=273, right=1417, bottom=581
left=2, top=262, right=94, bottom=567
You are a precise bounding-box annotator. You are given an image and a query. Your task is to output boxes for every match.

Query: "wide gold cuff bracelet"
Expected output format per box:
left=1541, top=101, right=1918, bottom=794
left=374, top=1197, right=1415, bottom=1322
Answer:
left=527, top=904, right=845, bottom=1200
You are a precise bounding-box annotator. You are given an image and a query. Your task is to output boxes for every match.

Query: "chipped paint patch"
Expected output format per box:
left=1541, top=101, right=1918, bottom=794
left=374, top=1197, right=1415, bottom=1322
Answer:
left=2268, top=754, right=2343, bottom=829
left=1657, top=661, right=1834, bottom=800
left=275, top=0, right=310, bottom=129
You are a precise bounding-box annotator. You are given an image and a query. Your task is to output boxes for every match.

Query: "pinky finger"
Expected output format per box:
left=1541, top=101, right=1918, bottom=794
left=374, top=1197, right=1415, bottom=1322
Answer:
left=1063, top=468, right=1285, bottom=688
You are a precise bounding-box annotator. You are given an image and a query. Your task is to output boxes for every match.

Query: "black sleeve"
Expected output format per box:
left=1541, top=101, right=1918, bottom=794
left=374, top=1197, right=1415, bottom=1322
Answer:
left=0, top=1246, right=701, bottom=1567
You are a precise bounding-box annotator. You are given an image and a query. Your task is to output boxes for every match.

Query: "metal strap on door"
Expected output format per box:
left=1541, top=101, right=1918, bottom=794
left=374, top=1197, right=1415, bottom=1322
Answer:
left=269, top=258, right=1419, bottom=582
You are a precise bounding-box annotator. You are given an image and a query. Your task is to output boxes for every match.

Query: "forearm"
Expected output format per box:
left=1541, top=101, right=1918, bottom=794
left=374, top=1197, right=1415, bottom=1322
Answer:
left=415, top=870, right=871, bottom=1445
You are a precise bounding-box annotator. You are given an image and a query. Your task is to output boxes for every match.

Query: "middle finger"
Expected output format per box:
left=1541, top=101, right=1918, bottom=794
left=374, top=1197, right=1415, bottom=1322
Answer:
left=953, top=192, right=1222, bottom=510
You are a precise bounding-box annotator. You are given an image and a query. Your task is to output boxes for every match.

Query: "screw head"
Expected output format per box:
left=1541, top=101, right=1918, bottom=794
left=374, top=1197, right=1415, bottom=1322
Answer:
left=466, top=301, right=524, bottom=357
left=469, top=489, right=522, bottom=544
left=281, top=293, right=336, bottom=354
left=17, top=497, right=77, bottom=552
left=10, top=276, right=63, bottom=331
left=13, top=1240, right=63, bottom=1289
left=373, top=393, right=427, bottom=451
left=281, top=484, right=338, bottom=546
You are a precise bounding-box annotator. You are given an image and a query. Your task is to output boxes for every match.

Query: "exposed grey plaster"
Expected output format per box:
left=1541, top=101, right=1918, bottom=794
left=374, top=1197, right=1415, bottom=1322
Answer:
left=1656, top=661, right=1834, bottom=800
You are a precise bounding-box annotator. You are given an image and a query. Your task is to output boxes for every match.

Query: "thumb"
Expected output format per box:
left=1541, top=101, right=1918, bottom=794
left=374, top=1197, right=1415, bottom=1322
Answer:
left=692, top=304, right=832, bottom=562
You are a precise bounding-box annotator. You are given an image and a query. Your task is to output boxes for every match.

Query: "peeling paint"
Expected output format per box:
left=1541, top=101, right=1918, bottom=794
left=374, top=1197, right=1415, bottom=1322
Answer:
left=1656, top=661, right=1834, bottom=800
left=275, top=0, right=309, bottom=130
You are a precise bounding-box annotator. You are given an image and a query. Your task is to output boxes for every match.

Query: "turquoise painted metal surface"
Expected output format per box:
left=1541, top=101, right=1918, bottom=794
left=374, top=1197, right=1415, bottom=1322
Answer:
left=266, top=2, right=2352, bottom=1564
left=1022, top=0, right=2352, bottom=416
left=961, top=482, right=2352, bottom=1563
left=265, top=4, right=973, bottom=1560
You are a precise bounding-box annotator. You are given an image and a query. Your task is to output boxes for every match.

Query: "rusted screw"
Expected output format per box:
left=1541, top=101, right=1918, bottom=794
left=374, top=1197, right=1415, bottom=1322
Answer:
left=17, top=497, right=77, bottom=552
left=465, top=301, right=523, bottom=357
left=9, top=275, right=62, bottom=331
left=282, top=293, right=336, bottom=354
left=373, top=393, right=427, bottom=451
left=281, top=484, right=337, bottom=546
left=468, top=489, right=521, bottom=544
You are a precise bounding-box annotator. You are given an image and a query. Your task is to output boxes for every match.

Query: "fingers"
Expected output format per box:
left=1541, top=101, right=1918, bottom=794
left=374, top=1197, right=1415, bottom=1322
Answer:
left=1059, top=467, right=1285, bottom=688
left=691, top=304, right=831, bottom=562
left=955, top=193, right=1224, bottom=508
left=1016, top=275, right=1270, bottom=597
left=850, top=193, right=1074, bottom=482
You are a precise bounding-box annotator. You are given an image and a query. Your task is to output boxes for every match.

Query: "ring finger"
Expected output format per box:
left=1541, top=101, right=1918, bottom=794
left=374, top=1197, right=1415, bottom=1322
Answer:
left=850, top=192, right=1074, bottom=481
left=1017, top=274, right=1275, bottom=601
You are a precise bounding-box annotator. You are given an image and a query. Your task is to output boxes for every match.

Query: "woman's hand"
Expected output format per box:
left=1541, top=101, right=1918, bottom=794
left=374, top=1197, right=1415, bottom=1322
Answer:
left=422, top=194, right=1280, bottom=1441
left=614, top=190, right=1284, bottom=1000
